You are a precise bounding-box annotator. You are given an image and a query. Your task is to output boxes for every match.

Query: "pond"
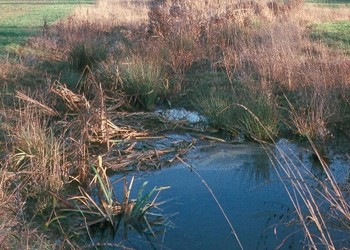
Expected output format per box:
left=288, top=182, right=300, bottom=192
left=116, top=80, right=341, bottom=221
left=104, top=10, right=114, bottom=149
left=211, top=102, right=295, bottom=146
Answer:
left=94, top=135, right=350, bottom=249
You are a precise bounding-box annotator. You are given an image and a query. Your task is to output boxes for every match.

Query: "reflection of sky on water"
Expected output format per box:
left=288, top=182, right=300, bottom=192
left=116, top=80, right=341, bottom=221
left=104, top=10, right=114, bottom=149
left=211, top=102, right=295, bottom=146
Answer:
left=98, top=138, right=350, bottom=249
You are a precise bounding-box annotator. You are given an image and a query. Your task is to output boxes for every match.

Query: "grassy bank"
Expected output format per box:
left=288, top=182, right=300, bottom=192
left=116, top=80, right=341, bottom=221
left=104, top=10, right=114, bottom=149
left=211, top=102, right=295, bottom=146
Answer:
left=0, top=0, right=349, bottom=248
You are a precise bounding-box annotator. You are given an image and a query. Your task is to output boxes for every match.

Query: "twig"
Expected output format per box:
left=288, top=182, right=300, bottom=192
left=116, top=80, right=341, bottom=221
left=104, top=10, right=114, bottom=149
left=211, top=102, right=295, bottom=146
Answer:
left=15, top=91, right=58, bottom=116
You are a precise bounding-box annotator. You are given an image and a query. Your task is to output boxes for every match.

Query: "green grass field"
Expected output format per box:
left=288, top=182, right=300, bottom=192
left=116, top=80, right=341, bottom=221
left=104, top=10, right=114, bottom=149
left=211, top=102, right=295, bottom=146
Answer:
left=311, top=20, right=350, bottom=50
left=306, top=0, right=350, bottom=50
left=308, top=0, right=350, bottom=4
left=0, top=0, right=94, bottom=55
left=307, top=0, right=350, bottom=7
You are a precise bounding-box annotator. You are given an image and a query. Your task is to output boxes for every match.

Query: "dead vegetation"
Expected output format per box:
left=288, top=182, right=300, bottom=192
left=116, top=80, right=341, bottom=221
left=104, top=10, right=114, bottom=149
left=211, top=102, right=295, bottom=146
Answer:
left=0, top=65, right=195, bottom=248
left=145, top=0, right=350, bottom=141
left=0, top=0, right=349, bottom=248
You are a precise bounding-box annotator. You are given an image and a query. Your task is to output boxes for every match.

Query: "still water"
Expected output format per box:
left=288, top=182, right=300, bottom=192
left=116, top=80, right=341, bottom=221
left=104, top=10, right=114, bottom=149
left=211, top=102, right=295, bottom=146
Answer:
left=99, top=136, right=349, bottom=249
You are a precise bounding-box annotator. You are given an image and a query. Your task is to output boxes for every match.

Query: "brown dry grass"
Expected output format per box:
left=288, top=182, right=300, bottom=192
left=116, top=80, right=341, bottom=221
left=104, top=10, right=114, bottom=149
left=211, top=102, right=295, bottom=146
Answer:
left=0, top=71, right=192, bottom=248
left=0, top=0, right=349, bottom=248
left=268, top=138, right=350, bottom=249
left=71, top=0, right=149, bottom=27
left=144, top=0, right=350, bottom=140
left=300, top=3, right=350, bottom=23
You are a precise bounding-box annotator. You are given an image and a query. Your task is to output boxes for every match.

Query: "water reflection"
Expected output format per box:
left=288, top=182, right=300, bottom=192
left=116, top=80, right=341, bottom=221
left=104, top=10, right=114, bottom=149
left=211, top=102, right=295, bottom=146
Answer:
left=93, top=138, right=350, bottom=249
left=237, top=151, right=272, bottom=184
left=269, top=139, right=350, bottom=248
left=91, top=220, right=170, bottom=249
left=86, top=175, right=174, bottom=249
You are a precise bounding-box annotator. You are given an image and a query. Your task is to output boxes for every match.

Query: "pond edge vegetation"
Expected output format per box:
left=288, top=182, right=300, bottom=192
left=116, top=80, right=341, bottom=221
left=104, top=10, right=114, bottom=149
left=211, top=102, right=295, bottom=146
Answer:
left=0, top=0, right=349, bottom=248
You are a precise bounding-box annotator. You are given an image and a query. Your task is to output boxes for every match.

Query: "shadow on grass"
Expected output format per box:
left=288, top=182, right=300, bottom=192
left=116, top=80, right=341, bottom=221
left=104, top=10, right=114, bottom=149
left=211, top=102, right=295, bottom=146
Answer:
left=0, top=27, right=38, bottom=41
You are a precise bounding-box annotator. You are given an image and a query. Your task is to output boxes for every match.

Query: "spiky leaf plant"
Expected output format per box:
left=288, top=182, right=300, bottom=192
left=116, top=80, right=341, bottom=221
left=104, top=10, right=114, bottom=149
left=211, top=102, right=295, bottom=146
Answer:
left=50, top=158, right=170, bottom=244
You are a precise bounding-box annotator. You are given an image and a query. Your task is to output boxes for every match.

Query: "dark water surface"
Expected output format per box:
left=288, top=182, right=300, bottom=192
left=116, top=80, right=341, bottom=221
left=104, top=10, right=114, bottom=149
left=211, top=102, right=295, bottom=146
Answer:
left=102, top=137, right=350, bottom=249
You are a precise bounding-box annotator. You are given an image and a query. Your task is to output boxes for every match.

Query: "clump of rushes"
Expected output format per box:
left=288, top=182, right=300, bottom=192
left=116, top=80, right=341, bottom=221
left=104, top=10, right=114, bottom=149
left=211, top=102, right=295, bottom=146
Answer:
left=69, top=39, right=108, bottom=72
left=6, top=105, right=65, bottom=199
left=49, top=158, right=170, bottom=246
left=118, top=56, right=168, bottom=109
left=195, top=82, right=279, bottom=141
left=194, top=91, right=235, bottom=132
left=236, top=92, right=279, bottom=141
left=283, top=85, right=338, bottom=141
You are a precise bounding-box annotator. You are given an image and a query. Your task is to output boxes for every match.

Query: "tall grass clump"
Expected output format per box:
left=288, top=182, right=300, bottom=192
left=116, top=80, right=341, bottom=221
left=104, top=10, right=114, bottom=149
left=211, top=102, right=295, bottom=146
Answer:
left=69, top=40, right=108, bottom=72
left=118, top=56, right=168, bottom=109
left=283, top=85, right=340, bottom=141
left=4, top=103, right=65, bottom=199
left=195, top=81, right=279, bottom=141
left=0, top=93, right=71, bottom=248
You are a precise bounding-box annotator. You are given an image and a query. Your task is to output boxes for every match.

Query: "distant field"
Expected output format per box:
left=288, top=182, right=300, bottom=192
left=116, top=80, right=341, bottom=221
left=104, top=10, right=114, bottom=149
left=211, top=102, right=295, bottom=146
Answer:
left=307, top=0, right=350, bottom=6
left=0, top=0, right=93, bottom=3
left=311, top=20, right=350, bottom=50
left=306, top=0, right=350, bottom=50
left=0, top=0, right=348, bottom=56
left=308, top=0, right=350, bottom=3
left=0, top=0, right=94, bottom=55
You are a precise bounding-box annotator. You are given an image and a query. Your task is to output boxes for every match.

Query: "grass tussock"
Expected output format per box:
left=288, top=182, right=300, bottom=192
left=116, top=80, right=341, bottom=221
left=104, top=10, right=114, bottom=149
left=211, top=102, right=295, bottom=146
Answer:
left=69, top=40, right=108, bottom=72
left=118, top=55, right=168, bottom=109
left=195, top=82, right=279, bottom=140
